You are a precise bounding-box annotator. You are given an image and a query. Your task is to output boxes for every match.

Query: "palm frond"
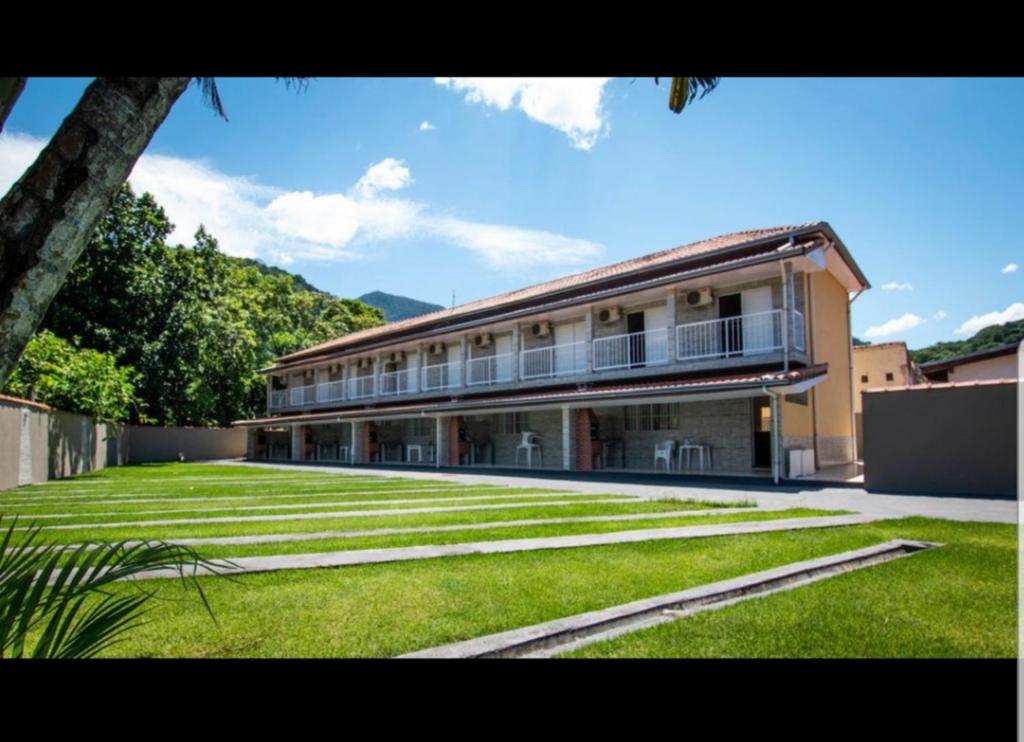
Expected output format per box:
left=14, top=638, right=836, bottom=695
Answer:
left=194, top=77, right=228, bottom=122
left=0, top=515, right=227, bottom=659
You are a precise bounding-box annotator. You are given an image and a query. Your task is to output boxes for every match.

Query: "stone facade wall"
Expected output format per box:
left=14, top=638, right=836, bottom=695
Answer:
left=593, top=399, right=753, bottom=473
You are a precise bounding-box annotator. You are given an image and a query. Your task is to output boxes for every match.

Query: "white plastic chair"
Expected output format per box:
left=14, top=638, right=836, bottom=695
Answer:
left=654, top=440, right=675, bottom=471
left=516, top=431, right=543, bottom=468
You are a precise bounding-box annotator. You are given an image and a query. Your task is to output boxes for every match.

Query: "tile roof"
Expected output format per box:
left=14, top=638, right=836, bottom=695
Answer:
left=274, top=222, right=831, bottom=367
left=864, top=378, right=1018, bottom=393
left=234, top=364, right=828, bottom=427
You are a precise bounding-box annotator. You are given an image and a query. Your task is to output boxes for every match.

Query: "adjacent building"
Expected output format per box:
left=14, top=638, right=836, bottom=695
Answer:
left=234, top=222, right=870, bottom=482
left=918, top=343, right=1019, bottom=383
left=852, top=341, right=920, bottom=455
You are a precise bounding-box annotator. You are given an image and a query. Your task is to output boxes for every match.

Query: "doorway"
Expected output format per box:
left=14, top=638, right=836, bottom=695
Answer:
left=626, top=312, right=646, bottom=367
left=718, top=293, right=742, bottom=355
left=752, top=397, right=772, bottom=469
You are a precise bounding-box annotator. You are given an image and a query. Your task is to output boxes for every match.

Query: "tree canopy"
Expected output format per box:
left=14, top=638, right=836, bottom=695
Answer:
left=33, top=184, right=383, bottom=426
left=909, top=319, right=1024, bottom=365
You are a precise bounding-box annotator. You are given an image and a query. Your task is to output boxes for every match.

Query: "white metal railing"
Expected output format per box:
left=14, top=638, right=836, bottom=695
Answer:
left=270, top=390, right=288, bottom=409
left=467, top=353, right=514, bottom=386
left=379, top=369, right=418, bottom=396
left=519, top=341, right=587, bottom=380
left=593, top=328, right=668, bottom=371
left=316, top=380, right=346, bottom=404
left=793, top=310, right=806, bottom=352
left=421, top=361, right=462, bottom=391
left=347, top=375, right=376, bottom=400
left=676, top=309, right=782, bottom=361
left=289, top=384, right=316, bottom=407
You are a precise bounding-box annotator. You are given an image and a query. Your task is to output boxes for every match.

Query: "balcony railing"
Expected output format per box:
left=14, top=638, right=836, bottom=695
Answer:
left=593, top=328, right=669, bottom=371
left=272, top=309, right=808, bottom=411
left=676, top=309, right=782, bottom=361
left=379, top=369, right=418, bottom=397
left=421, top=361, right=462, bottom=391
left=289, top=384, right=316, bottom=407
left=520, top=341, right=586, bottom=380
left=467, top=353, right=514, bottom=386
left=347, top=375, right=376, bottom=400
left=316, top=380, right=346, bottom=404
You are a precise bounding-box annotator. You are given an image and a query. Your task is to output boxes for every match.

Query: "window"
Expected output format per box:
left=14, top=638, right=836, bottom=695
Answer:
left=498, top=412, right=526, bottom=434
left=625, top=404, right=680, bottom=431
left=861, top=374, right=869, bottom=383
left=408, top=418, right=433, bottom=437
left=885, top=372, right=894, bottom=382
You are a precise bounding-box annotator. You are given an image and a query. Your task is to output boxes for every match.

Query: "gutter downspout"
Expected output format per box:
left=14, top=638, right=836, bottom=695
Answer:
left=762, top=384, right=783, bottom=485
left=849, top=288, right=865, bottom=463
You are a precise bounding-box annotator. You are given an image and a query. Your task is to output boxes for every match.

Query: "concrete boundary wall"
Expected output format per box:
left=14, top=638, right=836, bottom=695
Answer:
left=0, top=397, right=245, bottom=491
left=862, top=381, right=1018, bottom=497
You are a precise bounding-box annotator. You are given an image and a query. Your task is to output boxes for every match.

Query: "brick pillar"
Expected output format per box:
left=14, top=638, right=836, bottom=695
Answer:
left=574, top=408, right=595, bottom=471
left=448, top=416, right=464, bottom=466
left=303, top=425, right=315, bottom=461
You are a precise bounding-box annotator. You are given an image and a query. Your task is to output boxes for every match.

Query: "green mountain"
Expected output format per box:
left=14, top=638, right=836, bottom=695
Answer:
left=237, top=257, right=324, bottom=295
left=358, top=291, right=444, bottom=322
left=909, top=319, right=1024, bottom=365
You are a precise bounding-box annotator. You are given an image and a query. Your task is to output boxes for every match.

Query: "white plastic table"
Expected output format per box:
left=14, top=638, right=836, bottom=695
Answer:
left=677, top=444, right=711, bottom=472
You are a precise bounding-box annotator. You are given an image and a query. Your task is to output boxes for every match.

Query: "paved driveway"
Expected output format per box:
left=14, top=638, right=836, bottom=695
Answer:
left=215, top=461, right=1018, bottom=525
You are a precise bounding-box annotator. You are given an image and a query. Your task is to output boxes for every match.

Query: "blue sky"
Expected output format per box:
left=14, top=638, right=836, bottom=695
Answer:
left=2, top=77, right=1022, bottom=349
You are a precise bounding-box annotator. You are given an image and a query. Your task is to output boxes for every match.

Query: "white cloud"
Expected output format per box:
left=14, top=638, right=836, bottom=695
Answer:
left=881, top=282, right=913, bottom=291
left=423, top=217, right=602, bottom=270
left=419, top=120, right=436, bottom=131
left=0, top=131, right=604, bottom=271
left=954, top=302, right=1024, bottom=336
left=864, top=313, right=925, bottom=339
left=932, top=310, right=948, bottom=320
left=435, top=77, right=612, bottom=150
left=354, top=157, right=413, bottom=198
left=1002, top=263, right=1019, bottom=274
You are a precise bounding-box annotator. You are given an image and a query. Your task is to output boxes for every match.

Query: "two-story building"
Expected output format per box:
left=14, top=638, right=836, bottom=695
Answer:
left=234, top=222, right=869, bottom=482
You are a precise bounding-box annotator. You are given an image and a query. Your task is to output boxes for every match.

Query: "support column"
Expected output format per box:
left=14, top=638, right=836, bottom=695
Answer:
left=573, top=408, right=595, bottom=472
left=458, top=337, right=468, bottom=388
left=290, top=425, right=303, bottom=462
left=584, top=310, right=594, bottom=373
left=561, top=406, right=572, bottom=471
left=448, top=416, right=464, bottom=466
left=665, top=289, right=677, bottom=364
left=511, top=326, right=521, bottom=382
left=770, top=392, right=781, bottom=484
left=781, top=261, right=791, bottom=371
left=435, top=416, right=446, bottom=469
left=266, top=376, right=273, bottom=413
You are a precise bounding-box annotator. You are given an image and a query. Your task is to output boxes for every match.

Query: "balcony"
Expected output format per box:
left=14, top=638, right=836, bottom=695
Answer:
left=268, top=308, right=808, bottom=413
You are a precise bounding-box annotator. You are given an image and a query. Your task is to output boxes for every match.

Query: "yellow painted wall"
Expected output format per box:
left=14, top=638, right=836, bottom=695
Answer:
left=853, top=343, right=913, bottom=413
left=809, top=270, right=854, bottom=439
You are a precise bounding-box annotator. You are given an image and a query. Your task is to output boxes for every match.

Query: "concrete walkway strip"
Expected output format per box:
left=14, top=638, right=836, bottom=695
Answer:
left=400, top=538, right=938, bottom=659
left=4, top=481, right=457, bottom=502
left=17, top=491, right=611, bottom=521
left=50, top=506, right=755, bottom=549
left=125, top=513, right=879, bottom=580
left=25, top=498, right=633, bottom=531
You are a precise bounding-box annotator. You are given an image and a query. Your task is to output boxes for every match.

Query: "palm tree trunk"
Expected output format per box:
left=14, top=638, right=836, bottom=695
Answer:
left=0, top=77, right=191, bottom=388
left=0, top=77, right=27, bottom=133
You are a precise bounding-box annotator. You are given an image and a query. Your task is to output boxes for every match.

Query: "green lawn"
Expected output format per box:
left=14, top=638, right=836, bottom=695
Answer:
left=6, top=463, right=1013, bottom=659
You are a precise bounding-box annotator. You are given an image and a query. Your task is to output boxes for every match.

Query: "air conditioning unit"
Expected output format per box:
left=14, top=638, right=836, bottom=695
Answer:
left=428, top=342, right=446, bottom=356
left=530, top=321, right=551, bottom=338
left=389, top=351, right=406, bottom=363
left=597, top=307, right=621, bottom=324
left=358, top=357, right=372, bottom=369
left=684, top=288, right=713, bottom=308
left=473, top=333, right=493, bottom=348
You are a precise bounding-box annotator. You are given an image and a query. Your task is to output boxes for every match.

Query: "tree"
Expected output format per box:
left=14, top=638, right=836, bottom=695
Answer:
left=0, top=78, right=192, bottom=389
left=3, top=330, right=137, bottom=422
